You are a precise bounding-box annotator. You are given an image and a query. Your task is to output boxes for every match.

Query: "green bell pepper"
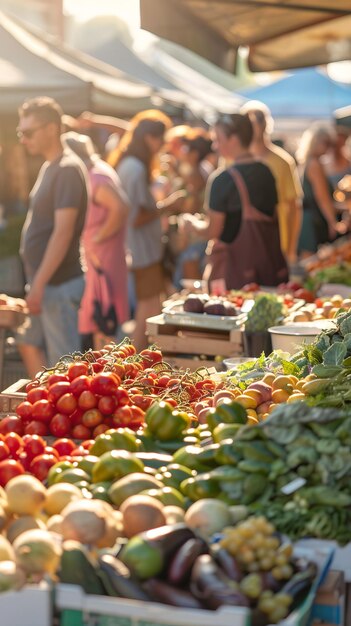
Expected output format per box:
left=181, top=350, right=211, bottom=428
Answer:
left=180, top=475, right=221, bottom=501
left=145, top=401, right=190, bottom=441
left=206, top=400, right=247, bottom=431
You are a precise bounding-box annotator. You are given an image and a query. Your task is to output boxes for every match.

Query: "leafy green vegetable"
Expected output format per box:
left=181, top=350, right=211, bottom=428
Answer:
left=323, top=342, right=347, bottom=366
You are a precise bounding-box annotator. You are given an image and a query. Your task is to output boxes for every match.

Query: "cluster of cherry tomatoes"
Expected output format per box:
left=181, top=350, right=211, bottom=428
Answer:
left=12, top=342, right=217, bottom=442
left=0, top=429, right=90, bottom=486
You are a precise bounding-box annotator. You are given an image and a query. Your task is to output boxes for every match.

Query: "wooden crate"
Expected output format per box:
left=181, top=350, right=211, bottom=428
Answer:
left=0, top=308, right=26, bottom=329
left=146, top=315, right=243, bottom=371
left=0, top=378, right=28, bottom=413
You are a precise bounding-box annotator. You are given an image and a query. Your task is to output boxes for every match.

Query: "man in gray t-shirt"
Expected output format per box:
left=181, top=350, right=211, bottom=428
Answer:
left=17, top=97, right=88, bottom=376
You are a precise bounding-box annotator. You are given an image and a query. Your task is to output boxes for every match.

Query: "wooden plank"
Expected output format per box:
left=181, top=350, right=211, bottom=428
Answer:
left=146, top=315, right=243, bottom=342
left=147, top=333, right=242, bottom=357
left=0, top=378, right=28, bottom=412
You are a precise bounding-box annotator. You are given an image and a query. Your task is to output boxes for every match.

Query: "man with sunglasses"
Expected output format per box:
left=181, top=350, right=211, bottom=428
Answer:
left=17, top=97, right=88, bottom=376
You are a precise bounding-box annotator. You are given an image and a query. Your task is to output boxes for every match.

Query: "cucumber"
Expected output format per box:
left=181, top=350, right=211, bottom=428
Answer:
left=59, top=541, right=106, bottom=595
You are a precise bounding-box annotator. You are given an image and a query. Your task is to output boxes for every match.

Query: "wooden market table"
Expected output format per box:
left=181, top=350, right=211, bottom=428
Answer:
left=146, top=314, right=243, bottom=371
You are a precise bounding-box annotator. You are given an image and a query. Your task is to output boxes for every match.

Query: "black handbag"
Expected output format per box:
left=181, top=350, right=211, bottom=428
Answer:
left=92, top=266, right=118, bottom=336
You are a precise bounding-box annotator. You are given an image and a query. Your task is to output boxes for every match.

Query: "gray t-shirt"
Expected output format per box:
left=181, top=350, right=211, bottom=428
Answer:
left=117, top=156, right=162, bottom=269
left=20, top=149, right=88, bottom=285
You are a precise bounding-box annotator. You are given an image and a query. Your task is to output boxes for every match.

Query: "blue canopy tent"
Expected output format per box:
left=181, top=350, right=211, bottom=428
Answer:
left=239, top=68, right=351, bottom=119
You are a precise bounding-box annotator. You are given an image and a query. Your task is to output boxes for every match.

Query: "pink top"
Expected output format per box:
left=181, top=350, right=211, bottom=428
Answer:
left=79, top=159, right=129, bottom=334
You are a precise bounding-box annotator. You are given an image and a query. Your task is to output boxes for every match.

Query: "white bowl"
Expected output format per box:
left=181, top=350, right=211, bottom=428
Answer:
left=268, top=320, right=336, bottom=354
left=223, top=357, right=256, bottom=371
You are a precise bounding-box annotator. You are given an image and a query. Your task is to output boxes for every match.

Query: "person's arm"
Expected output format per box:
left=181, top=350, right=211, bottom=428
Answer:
left=133, top=190, right=186, bottom=228
left=26, top=208, right=79, bottom=314
left=307, top=159, right=338, bottom=238
left=93, top=184, right=128, bottom=243
left=77, top=112, right=129, bottom=134
left=286, top=197, right=302, bottom=264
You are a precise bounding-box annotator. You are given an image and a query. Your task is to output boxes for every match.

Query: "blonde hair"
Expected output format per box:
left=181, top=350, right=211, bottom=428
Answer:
left=296, top=124, right=333, bottom=164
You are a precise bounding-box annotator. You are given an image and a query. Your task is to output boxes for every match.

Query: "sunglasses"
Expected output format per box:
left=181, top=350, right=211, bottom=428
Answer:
left=16, top=123, right=47, bottom=140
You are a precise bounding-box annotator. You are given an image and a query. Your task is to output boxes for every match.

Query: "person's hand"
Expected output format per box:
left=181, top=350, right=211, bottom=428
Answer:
left=328, top=221, right=338, bottom=240
left=25, top=282, right=44, bottom=315
left=77, top=111, right=95, bottom=129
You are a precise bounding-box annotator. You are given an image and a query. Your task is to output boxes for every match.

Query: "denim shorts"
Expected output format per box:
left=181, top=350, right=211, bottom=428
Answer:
left=17, top=275, right=85, bottom=367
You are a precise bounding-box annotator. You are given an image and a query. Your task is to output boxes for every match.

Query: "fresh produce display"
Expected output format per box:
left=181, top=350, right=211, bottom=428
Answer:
left=244, top=294, right=283, bottom=333
left=0, top=470, right=322, bottom=625
left=284, top=294, right=351, bottom=323
left=183, top=293, right=238, bottom=316
left=14, top=340, right=219, bottom=441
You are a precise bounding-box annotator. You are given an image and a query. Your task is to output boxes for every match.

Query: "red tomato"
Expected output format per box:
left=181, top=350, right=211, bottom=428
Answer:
left=91, top=362, right=104, bottom=373
left=71, top=424, right=91, bottom=440
left=24, top=420, right=49, bottom=437
left=67, top=361, right=89, bottom=381
left=163, top=397, right=178, bottom=408
left=140, top=348, right=163, bottom=366
left=98, top=395, right=116, bottom=415
left=16, top=401, right=33, bottom=421
left=112, top=405, right=132, bottom=427
left=69, top=375, right=91, bottom=397
left=80, top=439, right=95, bottom=451
left=82, top=409, right=103, bottom=429
left=111, top=363, right=125, bottom=379
left=129, top=405, right=145, bottom=426
left=157, top=375, right=171, bottom=388
left=3, top=433, right=23, bottom=456
left=114, top=387, right=130, bottom=407
left=242, top=282, right=260, bottom=292
left=27, top=386, right=48, bottom=404
left=31, top=399, right=55, bottom=423
left=90, top=373, right=120, bottom=396
left=315, top=298, right=323, bottom=308
left=47, top=381, right=71, bottom=403
left=0, top=415, right=24, bottom=436
left=52, top=438, right=76, bottom=457
left=44, top=446, right=60, bottom=459
left=70, top=408, right=84, bottom=426
left=47, top=373, right=69, bottom=386
left=30, top=454, right=57, bottom=481
left=294, top=288, right=315, bottom=303
left=17, top=451, right=31, bottom=472
left=70, top=447, right=89, bottom=458
left=25, top=380, right=40, bottom=393
left=23, top=435, right=46, bottom=460
left=0, top=459, right=25, bottom=486
left=130, top=394, right=153, bottom=411
left=78, top=390, right=98, bottom=410
left=49, top=413, right=72, bottom=438
left=92, top=423, right=109, bottom=438
left=56, top=393, right=77, bottom=415
left=0, top=441, right=10, bottom=462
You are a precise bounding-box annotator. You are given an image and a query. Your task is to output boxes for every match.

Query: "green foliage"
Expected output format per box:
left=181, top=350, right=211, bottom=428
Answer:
left=245, top=294, right=283, bottom=333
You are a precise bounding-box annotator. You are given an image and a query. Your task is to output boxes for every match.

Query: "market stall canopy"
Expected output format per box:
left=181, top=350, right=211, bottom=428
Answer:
left=0, top=11, right=159, bottom=116
left=140, top=0, right=351, bottom=73
left=239, top=68, right=351, bottom=118
left=72, top=19, right=246, bottom=118
left=334, top=104, right=351, bottom=128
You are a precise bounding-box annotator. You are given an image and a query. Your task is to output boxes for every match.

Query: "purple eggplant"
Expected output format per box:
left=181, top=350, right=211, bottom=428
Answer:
left=143, top=579, right=204, bottom=609
left=191, top=554, right=250, bottom=610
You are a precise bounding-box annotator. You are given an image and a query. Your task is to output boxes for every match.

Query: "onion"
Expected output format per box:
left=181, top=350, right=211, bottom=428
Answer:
left=6, top=475, right=46, bottom=517
left=61, top=500, right=107, bottom=545
left=13, top=529, right=62, bottom=576
left=184, top=499, right=232, bottom=539
left=0, top=561, right=25, bottom=592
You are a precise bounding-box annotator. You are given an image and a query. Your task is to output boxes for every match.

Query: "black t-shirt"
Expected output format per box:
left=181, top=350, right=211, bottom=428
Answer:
left=207, top=161, right=278, bottom=243
left=21, top=149, right=88, bottom=285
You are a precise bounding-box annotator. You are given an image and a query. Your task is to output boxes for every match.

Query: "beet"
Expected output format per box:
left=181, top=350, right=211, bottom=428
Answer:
left=223, top=301, right=238, bottom=317
left=183, top=295, right=205, bottom=314
left=203, top=300, right=227, bottom=316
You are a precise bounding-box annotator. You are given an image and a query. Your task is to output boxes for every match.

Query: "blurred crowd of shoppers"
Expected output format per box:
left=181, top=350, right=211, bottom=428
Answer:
left=14, top=96, right=351, bottom=374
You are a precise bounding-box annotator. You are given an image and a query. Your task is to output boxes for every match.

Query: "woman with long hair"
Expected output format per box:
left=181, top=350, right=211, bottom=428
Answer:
left=112, top=110, right=184, bottom=350
left=297, top=125, right=340, bottom=256
left=62, top=132, right=129, bottom=350
left=185, top=113, right=288, bottom=290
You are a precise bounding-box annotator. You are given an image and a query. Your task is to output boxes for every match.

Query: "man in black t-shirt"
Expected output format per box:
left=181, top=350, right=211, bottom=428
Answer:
left=17, top=97, right=88, bottom=376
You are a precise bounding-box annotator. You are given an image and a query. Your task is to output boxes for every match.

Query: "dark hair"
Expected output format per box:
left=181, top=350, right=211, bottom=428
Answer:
left=215, top=113, right=253, bottom=148
left=183, top=133, right=213, bottom=163
left=113, top=112, right=171, bottom=180
left=18, top=97, right=63, bottom=131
